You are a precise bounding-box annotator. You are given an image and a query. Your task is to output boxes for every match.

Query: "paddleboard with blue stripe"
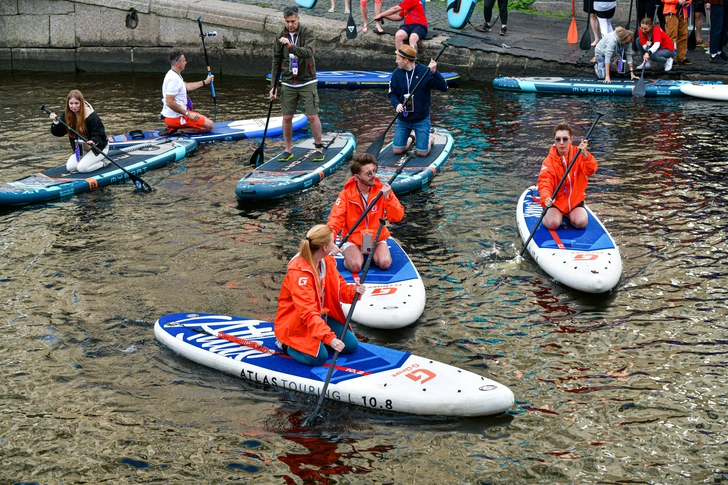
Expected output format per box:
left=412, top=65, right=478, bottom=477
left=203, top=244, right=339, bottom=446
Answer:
left=493, top=76, right=723, bottom=97
left=266, top=71, right=460, bottom=88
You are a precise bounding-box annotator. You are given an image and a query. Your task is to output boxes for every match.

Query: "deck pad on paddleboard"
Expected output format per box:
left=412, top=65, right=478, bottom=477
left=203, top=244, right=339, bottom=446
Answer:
left=267, top=71, right=460, bottom=88
left=516, top=186, right=622, bottom=293
left=493, top=76, right=723, bottom=97
left=155, top=312, right=514, bottom=416
left=236, top=132, right=355, bottom=201
left=0, top=139, right=197, bottom=207
left=374, top=128, right=453, bottom=195
left=108, top=114, right=308, bottom=147
left=336, top=238, right=425, bottom=329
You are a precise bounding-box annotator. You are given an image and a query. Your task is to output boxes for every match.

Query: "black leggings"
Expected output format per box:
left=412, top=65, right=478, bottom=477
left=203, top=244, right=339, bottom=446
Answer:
left=636, top=0, right=665, bottom=29
left=483, top=0, right=508, bottom=25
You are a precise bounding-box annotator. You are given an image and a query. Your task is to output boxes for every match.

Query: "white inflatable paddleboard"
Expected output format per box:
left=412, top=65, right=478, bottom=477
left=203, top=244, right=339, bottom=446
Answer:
left=155, top=313, right=514, bottom=417
left=679, top=84, right=728, bottom=101
left=516, top=186, right=622, bottom=293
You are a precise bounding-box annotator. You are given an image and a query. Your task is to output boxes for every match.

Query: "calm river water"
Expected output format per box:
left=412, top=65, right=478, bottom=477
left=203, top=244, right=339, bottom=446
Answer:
left=1, top=71, right=727, bottom=484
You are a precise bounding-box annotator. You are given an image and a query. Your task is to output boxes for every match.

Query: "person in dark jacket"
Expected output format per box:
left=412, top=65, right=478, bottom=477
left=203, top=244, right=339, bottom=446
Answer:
left=387, top=45, right=448, bottom=157
left=270, top=6, right=324, bottom=162
left=49, top=89, right=109, bottom=173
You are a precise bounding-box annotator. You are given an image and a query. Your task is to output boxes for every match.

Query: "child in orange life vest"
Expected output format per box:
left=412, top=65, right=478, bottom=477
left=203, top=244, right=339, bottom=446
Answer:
left=274, top=224, right=366, bottom=366
left=537, top=122, right=598, bottom=230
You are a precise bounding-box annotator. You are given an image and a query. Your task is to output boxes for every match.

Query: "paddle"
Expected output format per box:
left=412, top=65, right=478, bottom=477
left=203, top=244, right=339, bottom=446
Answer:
left=626, top=0, right=633, bottom=30
left=197, top=17, right=217, bottom=122
left=580, top=8, right=592, bottom=50
left=337, top=152, right=416, bottom=248
left=346, top=9, right=357, bottom=39
left=568, top=0, right=578, bottom=44
left=688, top=6, right=697, bottom=50
left=519, top=112, right=603, bottom=258
left=249, top=47, right=286, bottom=167
left=365, top=43, right=448, bottom=157
left=41, top=105, right=153, bottom=192
left=633, top=63, right=647, bottom=97
left=302, top=217, right=387, bottom=427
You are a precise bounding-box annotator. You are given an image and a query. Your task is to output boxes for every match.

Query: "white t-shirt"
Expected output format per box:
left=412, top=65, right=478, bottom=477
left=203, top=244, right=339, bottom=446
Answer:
left=161, top=69, right=187, bottom=118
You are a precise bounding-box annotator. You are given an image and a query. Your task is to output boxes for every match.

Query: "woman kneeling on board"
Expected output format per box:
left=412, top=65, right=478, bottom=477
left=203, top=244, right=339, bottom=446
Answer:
left=274, top=224, right=366, bottom=366
left=49, top=89, right=109, bottom=173
left=538, top=122, right=598, bottom=230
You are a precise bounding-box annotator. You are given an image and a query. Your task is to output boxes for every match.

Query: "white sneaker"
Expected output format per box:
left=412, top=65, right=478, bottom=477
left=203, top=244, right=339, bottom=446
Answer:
left=344, top=7, right=350, bottom=13
left=664, top=57, right=673, bottom=71
left=328, top=6, right=335, bottom=12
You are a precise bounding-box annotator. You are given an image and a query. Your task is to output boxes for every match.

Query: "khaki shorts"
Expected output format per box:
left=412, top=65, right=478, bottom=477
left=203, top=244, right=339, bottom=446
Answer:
left=280, top=83, right=319, bottom=116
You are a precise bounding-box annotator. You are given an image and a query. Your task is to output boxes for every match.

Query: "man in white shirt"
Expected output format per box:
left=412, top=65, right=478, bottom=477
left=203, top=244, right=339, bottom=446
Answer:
left=160, top=50, right=215, bottom=135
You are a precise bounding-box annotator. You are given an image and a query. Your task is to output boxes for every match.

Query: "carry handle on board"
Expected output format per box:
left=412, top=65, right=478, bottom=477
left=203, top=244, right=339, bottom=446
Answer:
left=519, top=112, right=603, bottom=257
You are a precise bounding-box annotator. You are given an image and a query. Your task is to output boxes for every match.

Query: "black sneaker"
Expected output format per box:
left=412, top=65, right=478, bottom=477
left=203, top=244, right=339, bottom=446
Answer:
left=500, top=26, right=507, bottom=36
left=279, top=151, right=294, bottom=162
left=720, top=51, right=728, bottom=60
left=311, top=151, right=325, bottom=162
left=475, top=22, right=491, bottom=32
left=678, top=58, right=692, bottom=65
left=709, top=55, right=725, bottom=63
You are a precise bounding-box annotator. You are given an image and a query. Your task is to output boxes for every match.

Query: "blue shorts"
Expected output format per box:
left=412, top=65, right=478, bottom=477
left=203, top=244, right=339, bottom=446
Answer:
left=393, top=116, right=430, bottom=153
left=398, top=23, right=428, bottom=41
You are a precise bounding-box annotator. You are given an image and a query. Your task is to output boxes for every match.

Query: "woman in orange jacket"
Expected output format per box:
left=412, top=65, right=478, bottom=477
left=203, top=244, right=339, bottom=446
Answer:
left=274, top=224, right=366, bottom=366
left=537, top=122, right=598, bottom=231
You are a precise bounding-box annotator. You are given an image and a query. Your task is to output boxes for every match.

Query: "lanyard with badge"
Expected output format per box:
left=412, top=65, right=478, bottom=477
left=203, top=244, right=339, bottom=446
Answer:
left=288, top=33, right=299, bottom=83
left=402, top=67, right=415, bottom=117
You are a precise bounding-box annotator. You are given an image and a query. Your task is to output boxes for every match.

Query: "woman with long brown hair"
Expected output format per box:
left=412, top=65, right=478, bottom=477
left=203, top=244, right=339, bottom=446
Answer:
left=49, top=90, right=109, bottom=173
left=274, top=224, right=365, bottom=366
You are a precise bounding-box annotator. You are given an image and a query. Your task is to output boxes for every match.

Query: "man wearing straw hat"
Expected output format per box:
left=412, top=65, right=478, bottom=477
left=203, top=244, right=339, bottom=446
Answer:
left=387, top=45, right=448, bottom=157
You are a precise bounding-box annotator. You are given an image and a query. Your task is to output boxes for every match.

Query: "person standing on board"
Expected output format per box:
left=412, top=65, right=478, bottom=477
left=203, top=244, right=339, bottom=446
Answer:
left=270, top=6, right=324, bottom=162
left=636, top=17, right=675, bottom=71
left=374, top=0, right=429, bottom=51
left=388, top=45, right=448, bottom=157
left=274, top=224, right=365, bottom=366
left=327, top=153, right=405, bottom=273
left=160, top=50, right=215, bottom=136
left=49, top=89, right=109, bottom=173
left=537, top=122, right=598, bottom=231
left=663, top=0, right=692, bottom=65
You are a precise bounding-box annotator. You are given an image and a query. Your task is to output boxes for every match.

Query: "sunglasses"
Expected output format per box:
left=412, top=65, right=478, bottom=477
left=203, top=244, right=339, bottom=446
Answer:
left=359, top=169, right=377, bottom=177
left=283, top=6, right=298, bottom=15
left=554, top=137, right=570, bottom=143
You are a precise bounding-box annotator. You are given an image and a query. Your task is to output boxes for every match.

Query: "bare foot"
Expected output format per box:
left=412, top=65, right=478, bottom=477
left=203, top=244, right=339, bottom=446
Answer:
left=362, top=25, right=368, bottom=33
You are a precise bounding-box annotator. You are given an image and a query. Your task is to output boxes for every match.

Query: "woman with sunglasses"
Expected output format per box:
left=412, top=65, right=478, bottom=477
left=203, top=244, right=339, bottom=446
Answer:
left=327, top=153, right=405, bottom=273
left=537, top=122, right=598, bottom=231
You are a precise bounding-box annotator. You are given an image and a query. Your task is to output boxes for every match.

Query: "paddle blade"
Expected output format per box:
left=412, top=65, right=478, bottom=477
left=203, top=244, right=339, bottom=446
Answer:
left=633, top=69, right=646, bottom=97
left=568, top=17, right=578, bottom=44
left=365, top=134, right=384, bottom=157
left=580, top=18, right=592, bottom=50
left=346, top=11, right=357, bottom=39
left=249, top=145, right=264, bottom=166
left=688, top=27, right=696, bottom=50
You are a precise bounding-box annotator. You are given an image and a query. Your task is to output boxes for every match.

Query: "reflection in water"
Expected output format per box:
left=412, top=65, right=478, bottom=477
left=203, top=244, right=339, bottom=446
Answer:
left=1, top=71, right=728, bottom=483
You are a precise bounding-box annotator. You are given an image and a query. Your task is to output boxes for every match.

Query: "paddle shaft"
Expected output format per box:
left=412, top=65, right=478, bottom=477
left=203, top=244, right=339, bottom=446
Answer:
left=41, top=105, right=152, bottom=191
left=519, top=113, right=603, bottom=257
left=365, top=43, right=448, bottom=156
left=337, top=152, right=415, bottom=248
left=303, top=217, right=387, bottom=426
left=197, top=17, right=217, bottom=121
left=250, top=47, right=286, bottom=167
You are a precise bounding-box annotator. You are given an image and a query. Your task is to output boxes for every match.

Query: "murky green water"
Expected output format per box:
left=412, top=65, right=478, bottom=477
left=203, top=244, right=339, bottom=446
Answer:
left=1, top=71, right=727, bottom=484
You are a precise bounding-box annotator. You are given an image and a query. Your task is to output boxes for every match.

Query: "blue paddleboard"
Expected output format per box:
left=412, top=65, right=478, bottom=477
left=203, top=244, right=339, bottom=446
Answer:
left=0, top=139, right=197, bottom=208
left=266, top=71, right=461, bottom=89
left=155, top=312, right=514, bottom=416
left=236, top=132, right=355, bottom=201
left=446, top=0, right=478, bottom=29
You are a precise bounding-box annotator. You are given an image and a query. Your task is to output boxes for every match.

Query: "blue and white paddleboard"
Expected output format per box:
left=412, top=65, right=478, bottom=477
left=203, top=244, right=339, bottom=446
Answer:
left=266, top=71, right=461, bottom=89
left=516, top=186, right=622, bottom=293
left=375, top=128, right=453, bottom=195
left=493, top=76, right=724, bottom=97
left=336, top=238, right=426, bottom=329
left=107, top=114, right=308, bottom=148
left=155, top=312, right=514, bottom=417
left=236, top=132, right=355, bottom=201
left=0, top=139, right=197, bottom=208
left=446, top=0, right=477, bottom=29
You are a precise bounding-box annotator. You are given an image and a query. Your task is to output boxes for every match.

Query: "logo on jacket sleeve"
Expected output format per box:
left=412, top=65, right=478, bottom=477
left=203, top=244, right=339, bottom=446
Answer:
left=298, top=277, right=308, bottom=286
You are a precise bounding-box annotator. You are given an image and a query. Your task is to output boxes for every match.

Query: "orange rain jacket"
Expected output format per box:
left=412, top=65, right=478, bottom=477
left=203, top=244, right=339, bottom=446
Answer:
left=274, top=255, right=357, bottom=357
left=663, top=0, right=691, bottom=17
left=537, top=144, right=598, bottom=215
left=327, top=177, right=405, bottom=246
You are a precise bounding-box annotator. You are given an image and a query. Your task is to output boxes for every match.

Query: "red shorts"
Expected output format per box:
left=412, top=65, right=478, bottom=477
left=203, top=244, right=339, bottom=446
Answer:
left=164, top=114, right=207, bottom=131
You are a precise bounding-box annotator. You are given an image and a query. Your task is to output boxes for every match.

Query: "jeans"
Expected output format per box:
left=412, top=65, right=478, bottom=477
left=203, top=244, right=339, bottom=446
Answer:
left=393, top=116, right=431, bottom=153
left=648, top=47, right=674, bottom=65
left=709, top=4, right=724, bottom=56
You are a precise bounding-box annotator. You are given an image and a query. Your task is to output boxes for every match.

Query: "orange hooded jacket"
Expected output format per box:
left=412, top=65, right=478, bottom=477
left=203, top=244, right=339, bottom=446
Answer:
left=327, top=176, right=405, bottom=246
left=537, top=144, right=598, bottom=215
left=274, top=254, right=358, bottom=357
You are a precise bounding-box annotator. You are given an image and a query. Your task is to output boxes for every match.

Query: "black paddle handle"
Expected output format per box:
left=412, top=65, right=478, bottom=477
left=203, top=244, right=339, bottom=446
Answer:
left=519, top=113, right=603, bottom=257
left=337, top=153, right=414, bottom=248
left=304, top=217, right=387, bottom=426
